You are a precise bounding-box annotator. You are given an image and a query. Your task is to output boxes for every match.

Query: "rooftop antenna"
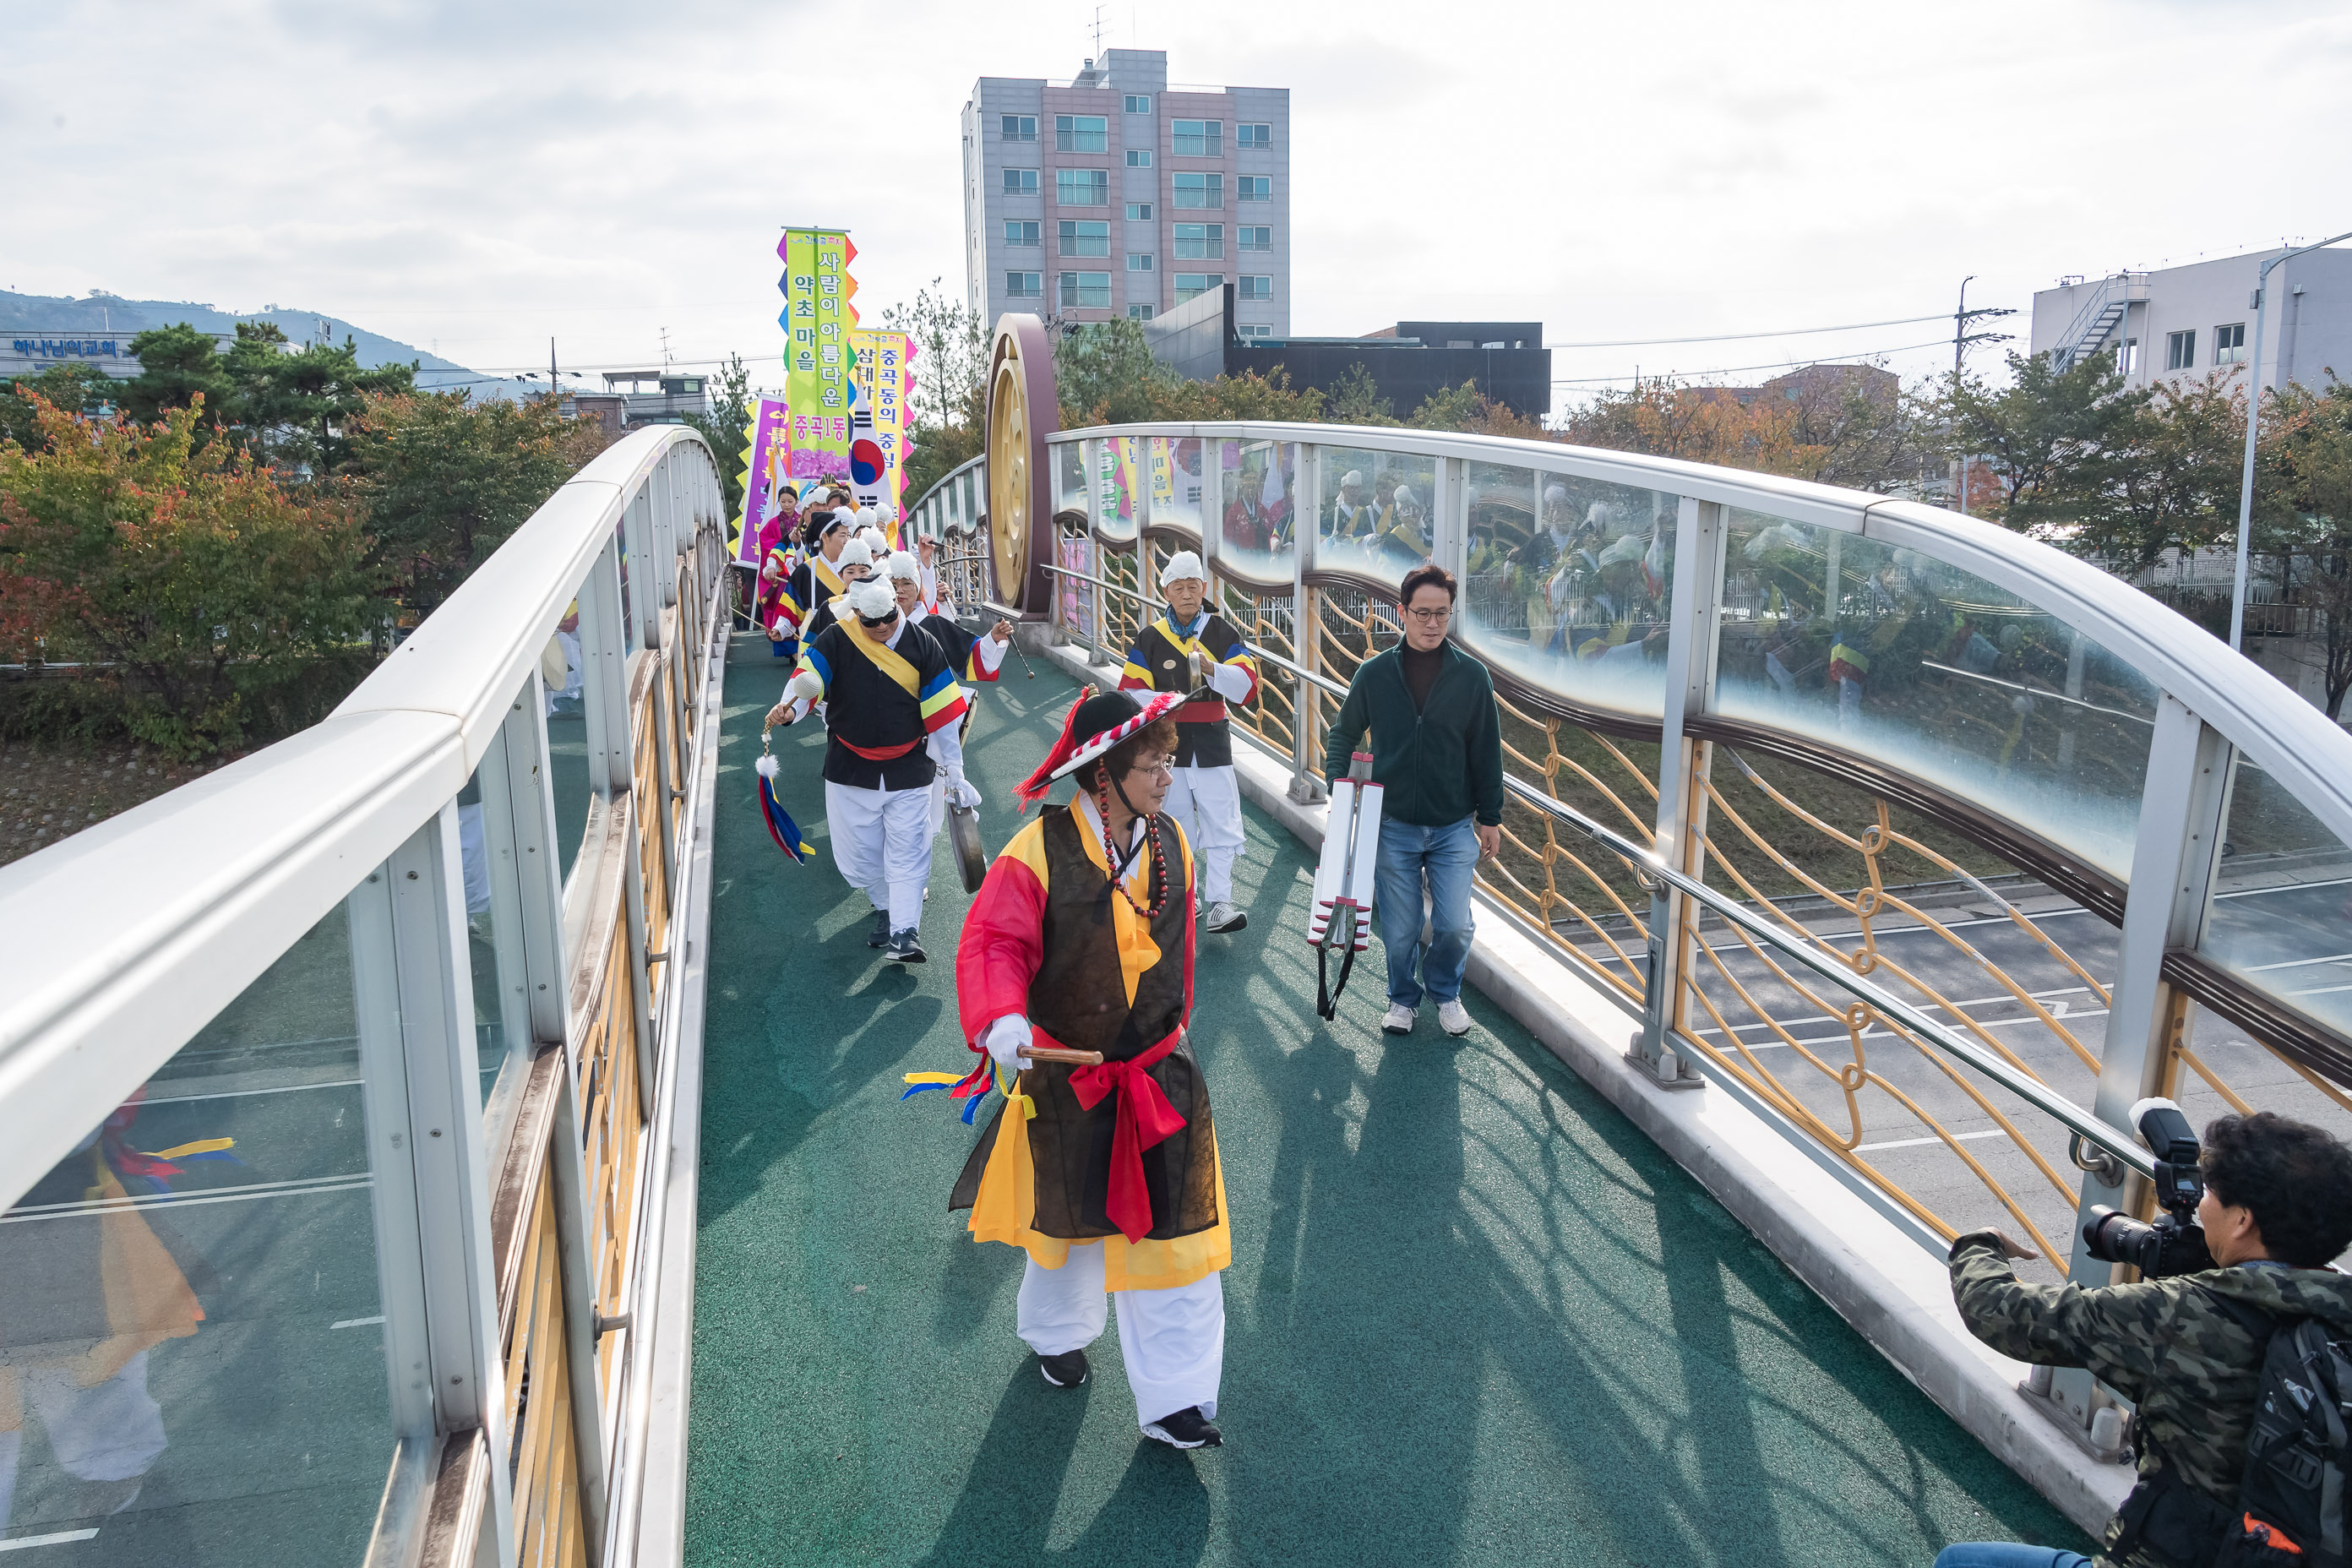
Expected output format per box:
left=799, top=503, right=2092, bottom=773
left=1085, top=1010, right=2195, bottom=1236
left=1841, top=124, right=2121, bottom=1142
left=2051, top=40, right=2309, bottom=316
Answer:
left=660, top=326, right=672, bottom=368
left=1090, top=4, right=1107, bottom=58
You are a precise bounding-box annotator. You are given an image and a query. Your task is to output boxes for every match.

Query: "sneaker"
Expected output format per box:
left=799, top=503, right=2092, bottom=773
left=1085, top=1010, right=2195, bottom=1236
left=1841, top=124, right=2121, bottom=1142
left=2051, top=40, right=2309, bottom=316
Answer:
left=885, top=928, right=927, bottom=963
left=1038, top=1348, right=1088, bottom=1388
left=1142, top=1405, right=1222, bottom=1449
left=1204, top=901, right=1247, bottom=934
left=865, top=908, right=890, bottom=947
left=1438, top=998, right=1473, bottom=1037
left=1381, top=1003, right=1415, bottom=1035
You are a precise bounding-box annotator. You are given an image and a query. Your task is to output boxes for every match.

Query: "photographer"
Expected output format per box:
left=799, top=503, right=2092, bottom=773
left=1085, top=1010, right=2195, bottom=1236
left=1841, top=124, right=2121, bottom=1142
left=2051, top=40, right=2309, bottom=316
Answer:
left=1935, top=1110, right=2352, bottom=1568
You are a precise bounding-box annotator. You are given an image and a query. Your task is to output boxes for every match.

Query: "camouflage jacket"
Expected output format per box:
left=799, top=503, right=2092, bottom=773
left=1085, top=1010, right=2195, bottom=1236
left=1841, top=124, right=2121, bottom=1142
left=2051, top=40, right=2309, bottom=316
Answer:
left=1949, top=1231, right=2352, bottom=1567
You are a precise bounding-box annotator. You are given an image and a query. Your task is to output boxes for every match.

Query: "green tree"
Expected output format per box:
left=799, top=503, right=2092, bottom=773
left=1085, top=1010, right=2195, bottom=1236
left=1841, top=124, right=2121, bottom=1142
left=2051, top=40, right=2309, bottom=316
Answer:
left=685, top=352, right=756, bottom=520
left=346, top=390, right=612, bottom=620
left=238, top=329, right=416, bottom=471
left=1406, top=379, right=1486, bottom=431
left=0, top=395, right=382, bottom=754
left=1322, top=362, right=1397, bottom=426
left=0, top=363, right=122, bottom=452
left=119, top=323, right=232, bottom=429
left=1948, top=349, right=2147, bottom=538
left=883, top=280, right=990, bottom=505
left=2254, top=377, right=2352, bottom=719
left=1056, top=317, right=1175, bottom=426
left=2091, top=373, right=2246, bottom=576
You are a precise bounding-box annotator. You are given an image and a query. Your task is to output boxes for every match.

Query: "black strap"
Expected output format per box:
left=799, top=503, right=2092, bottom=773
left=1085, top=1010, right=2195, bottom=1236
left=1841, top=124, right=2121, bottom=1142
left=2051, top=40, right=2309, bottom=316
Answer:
left=2112, top=1459, right=2237, bottom=1567
left=1315, top=944, right=1358, bottom=1021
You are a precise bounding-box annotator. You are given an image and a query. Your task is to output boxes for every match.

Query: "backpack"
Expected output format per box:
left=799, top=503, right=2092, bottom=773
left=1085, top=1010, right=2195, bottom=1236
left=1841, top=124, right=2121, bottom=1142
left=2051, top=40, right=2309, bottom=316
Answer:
left=2219, top=1315, right=2351, bottom=1567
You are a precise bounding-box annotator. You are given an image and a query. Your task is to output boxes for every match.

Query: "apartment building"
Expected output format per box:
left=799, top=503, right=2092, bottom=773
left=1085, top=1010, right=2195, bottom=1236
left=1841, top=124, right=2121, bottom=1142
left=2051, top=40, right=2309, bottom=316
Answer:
left=2031, top=247, right=2352, bottom=392
left=959, top=48, right=1290, bottom=338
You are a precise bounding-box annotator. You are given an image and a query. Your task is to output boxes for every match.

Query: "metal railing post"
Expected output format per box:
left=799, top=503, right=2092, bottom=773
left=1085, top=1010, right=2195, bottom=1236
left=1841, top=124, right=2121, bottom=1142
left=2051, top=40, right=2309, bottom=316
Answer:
left=1632, top=496, right=1724, bottom=1089
left=1289, top=444, right=1326, bottom=803
left=580, top=539, right=634, bottom=798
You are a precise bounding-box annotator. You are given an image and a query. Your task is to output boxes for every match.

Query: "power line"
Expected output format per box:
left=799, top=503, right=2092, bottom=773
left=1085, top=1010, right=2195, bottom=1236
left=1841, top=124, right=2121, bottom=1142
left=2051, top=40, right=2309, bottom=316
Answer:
left=1549, top=337, right=1962, bottom=388
left=1544, top=313, right=1953, bottom=350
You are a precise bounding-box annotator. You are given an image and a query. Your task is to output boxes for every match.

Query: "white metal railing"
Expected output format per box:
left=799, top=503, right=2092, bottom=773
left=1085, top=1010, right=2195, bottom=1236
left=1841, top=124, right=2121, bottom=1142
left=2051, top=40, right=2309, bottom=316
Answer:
left=0, top=423, right=728, bottom=1568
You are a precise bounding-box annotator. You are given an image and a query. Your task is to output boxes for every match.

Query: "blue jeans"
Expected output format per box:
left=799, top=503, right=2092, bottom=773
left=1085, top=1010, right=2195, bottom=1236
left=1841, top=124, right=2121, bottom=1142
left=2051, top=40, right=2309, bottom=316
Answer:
left=1932, top=1546, right=2092, bottom=1568
left=1375, top=816, right=1478, bottom=1009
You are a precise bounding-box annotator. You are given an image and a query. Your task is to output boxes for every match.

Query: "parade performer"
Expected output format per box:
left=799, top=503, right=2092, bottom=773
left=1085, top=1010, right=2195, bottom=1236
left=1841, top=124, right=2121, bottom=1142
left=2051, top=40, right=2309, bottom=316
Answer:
left=765, top=576, right=973, bottom=961
left=751, top=485, right=804, bottom=657
left=946, top=687, right=1228, bottom=1450
left=769, top=506, right=852, bottom=653
left=1119, top=552, right=1256, bottom=934
left=885, top=552, right=1013, bottom=834
left=798, top=534, right=877, bottom=646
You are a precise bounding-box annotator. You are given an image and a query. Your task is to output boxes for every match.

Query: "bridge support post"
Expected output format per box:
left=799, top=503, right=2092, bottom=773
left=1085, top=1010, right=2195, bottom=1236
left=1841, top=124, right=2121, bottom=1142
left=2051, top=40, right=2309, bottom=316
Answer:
left=1631, top=496, right=1725, bottom=1090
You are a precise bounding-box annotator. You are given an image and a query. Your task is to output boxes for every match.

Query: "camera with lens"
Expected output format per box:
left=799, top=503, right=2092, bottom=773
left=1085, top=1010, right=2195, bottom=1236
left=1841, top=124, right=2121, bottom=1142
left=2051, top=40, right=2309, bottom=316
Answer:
left=2081, top=1097, right=2216, bottom=1278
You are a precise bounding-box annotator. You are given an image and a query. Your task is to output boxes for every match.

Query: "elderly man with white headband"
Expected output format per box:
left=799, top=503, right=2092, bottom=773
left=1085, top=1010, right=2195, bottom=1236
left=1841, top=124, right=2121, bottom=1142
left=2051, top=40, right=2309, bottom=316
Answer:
left=798, top=533, right=876, bottom=647
left=766, top=574, right=976, bottom=963
left=884, top=550, right=1014, bottom=834
left=1118, top=550, right=1257, bottom=934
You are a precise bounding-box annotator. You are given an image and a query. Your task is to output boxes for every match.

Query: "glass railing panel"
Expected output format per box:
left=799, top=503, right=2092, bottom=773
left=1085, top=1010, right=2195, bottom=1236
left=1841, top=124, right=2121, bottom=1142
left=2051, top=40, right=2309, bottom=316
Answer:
left=2202, top=756, right=2352, bottom=1042
left=0, top=895, right=391, bottom=1561
left=1146, top=436, right=1206, bottom=536
left=1218, top=437, right=1297, bottom=583
left=1460, top=463, right=1680, bottom=718
left=1054, top=441, right=1086, bottom=516
left=459, top=694, right=544, bottom=1113
left=613, top=510, right=634, bottom=635
left=1713, top=512, right=2159, bottom=878
left=1054, top=519, right=1098, bottom=645
left=544, top=599, right=593, bottom=884
left=1312, top=444, right=1435, bottom=589
left=1093, top=435, right=1142, bottom=543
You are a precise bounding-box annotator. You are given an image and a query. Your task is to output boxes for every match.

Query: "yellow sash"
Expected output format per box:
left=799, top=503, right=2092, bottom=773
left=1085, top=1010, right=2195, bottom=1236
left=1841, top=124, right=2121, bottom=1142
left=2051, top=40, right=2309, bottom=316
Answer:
left=838, top=623, right=920, bottom=698
left=813, top=558, right=847, bottom=598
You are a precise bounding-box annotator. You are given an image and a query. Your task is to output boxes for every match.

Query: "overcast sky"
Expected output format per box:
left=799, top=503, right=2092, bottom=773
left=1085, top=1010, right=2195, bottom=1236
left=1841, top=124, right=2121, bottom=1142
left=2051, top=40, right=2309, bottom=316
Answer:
left=5, top=0, right=2349, bottom=411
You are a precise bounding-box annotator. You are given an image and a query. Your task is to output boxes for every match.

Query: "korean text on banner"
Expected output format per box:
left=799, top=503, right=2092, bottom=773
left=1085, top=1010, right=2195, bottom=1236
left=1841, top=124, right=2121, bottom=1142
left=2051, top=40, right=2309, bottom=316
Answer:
left=848, top=328, right=911, bottom=536
left=778, top=228, right=858, bottom=483
left=736, top=396, right=794, bottom=565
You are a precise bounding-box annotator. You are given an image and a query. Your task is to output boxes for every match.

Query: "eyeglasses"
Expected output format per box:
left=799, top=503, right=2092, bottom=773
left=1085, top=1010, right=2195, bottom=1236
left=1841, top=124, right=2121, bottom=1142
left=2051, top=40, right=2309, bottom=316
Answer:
left=1402, top=606, right=1452, bottom=624
left=855, top=610, right=899, bottom=629
left=1128, top=756, right=1176, bottom=779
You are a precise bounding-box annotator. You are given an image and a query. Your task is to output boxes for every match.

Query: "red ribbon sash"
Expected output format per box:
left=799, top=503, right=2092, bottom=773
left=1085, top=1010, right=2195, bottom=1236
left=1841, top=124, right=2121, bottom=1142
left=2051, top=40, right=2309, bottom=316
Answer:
left=1174, top=699, right=1227, bottom=722
left=1059, top=1026, right=1188, bottom=1243
left=836, top=736, right=920, bottom=761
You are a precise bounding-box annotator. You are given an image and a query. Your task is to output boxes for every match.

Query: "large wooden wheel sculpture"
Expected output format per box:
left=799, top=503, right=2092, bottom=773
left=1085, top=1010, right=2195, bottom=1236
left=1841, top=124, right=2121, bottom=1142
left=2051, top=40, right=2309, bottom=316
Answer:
left=984, top=313, right=1059, bottom=616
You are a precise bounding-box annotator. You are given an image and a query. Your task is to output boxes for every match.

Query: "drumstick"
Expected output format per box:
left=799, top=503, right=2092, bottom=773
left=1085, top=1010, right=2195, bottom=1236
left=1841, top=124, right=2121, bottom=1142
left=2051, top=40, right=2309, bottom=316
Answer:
left=1018, top=1046, right=1105, bottom=1066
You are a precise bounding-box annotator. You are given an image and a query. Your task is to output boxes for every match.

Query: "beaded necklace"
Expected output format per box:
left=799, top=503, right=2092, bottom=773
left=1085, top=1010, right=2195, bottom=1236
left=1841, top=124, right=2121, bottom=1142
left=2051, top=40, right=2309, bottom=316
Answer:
left=1089, top=777, right=1169, bottom=918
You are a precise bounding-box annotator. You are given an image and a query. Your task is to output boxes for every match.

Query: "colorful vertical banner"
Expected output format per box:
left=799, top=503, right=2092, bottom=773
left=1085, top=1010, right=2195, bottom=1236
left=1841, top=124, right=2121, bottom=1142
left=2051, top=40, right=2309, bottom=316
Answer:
left=777, top=228, right=858, bottom=482
left=848, top=328, right=911, bottom=536
left=734, top=396, right=793, bottom=565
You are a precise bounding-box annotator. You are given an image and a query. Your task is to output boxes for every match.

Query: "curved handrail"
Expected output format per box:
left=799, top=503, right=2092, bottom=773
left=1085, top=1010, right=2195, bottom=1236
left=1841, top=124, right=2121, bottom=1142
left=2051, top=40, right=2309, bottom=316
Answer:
left=904, top=452, right=988, bottom=537
left=0, top=422, right=721, bottom=1208
left=1047, top=421, right=2352, bottom=856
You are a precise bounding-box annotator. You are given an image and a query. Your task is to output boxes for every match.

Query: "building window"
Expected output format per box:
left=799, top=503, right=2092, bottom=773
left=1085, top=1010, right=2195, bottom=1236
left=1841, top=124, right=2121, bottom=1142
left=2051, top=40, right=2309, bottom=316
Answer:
left=1238, top=122, right=1272, bottom=149
left=1003, top=168, right=1037, bottom=195
left=2214, top=322, right=2246, bottom=365
left=1059, top=271, right=1112, bottom=309
left=1004, top=220, right=1040, bottom=247
left=1054, top=114, right=1108, bottom=153
left=1058, top=219, right=1110, bottom=257
left=1173, top=222, right=1224, bottom=259
left=1128, top=303, right=1157, bottom=321
left=1000, top=115, right=1037, bottom=142
left=1127, top=252, right=1155, bottom=271
left=1124, top=95, right=1152, bottom=114
left=1239, top=275, right=1272, bottom=301
left=1173, top=273, right=1223, bottom=303
left=1172, top=172, right=1222, bottom=210
left=1237, top=324, right=1273, bottom=340
left=1238, top=226, right=1272, bottom=252
left=1005, top=271, right=1043, bottom=299
left=1125, top=202, right=1153, bottom=221
left=1126, top=149, right=1152, bottom=167
left=2167, top=329, right=2195, bottom=370
left=1055, top=167, right=1109, bottom=206
left=1238, top=176, right=1271, bottom=203
left=1171, top=118, right=1222, bottom=157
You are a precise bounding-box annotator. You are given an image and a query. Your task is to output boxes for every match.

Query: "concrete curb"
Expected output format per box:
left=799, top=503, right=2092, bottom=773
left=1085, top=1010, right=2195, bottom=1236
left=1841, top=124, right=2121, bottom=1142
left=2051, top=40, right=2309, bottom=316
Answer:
left=1037, top=635, right=2132, bottom=1538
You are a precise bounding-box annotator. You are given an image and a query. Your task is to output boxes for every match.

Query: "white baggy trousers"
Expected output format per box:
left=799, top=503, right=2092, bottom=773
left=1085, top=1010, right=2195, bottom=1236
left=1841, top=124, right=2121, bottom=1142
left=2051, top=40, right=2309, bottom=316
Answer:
left=1162, top=763, right=1243, bottom=906
left=824, top=778, right=934, bottom=933
left=1015, top=1245, right=1224, bottom=1429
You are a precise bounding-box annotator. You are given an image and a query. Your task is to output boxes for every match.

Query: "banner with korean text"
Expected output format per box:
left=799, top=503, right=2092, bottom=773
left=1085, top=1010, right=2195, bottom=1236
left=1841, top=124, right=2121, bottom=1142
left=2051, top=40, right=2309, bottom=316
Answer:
left=733, top=395, right=793, bottom=566
left=847, top=328, right=912, bottom=539
left=777, top=228, right=858, bottom=482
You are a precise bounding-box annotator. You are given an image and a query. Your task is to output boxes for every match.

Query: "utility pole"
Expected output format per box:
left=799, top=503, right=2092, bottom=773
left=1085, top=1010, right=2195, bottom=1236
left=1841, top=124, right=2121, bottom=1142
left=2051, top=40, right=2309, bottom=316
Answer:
left=1948, top=277, right=2017, bottom=519
left=2230, top=228, right=2352, bottom=651
left=549, top=336, right=559, bottom=406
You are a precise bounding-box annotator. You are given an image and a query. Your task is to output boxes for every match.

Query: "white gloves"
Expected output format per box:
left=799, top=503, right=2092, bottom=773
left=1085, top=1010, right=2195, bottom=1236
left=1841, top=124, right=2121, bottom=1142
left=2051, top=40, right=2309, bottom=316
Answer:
left=982, top=1014, right=1032, bottom=1071
left=1206, top=658, right=1253, bottom=702
left=944, top=765, right=982, bottom=809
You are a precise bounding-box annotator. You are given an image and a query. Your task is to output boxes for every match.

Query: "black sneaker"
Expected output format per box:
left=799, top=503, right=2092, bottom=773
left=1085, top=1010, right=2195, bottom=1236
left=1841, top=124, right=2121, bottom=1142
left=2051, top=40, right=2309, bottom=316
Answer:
left=1038, top=1348, right=1088, bottom=1387
left=865, top=908, right=890, bottom=947
left=885, top=928, right=927, bottom=964
left=1142, top=1405, right=1221, bottom=1448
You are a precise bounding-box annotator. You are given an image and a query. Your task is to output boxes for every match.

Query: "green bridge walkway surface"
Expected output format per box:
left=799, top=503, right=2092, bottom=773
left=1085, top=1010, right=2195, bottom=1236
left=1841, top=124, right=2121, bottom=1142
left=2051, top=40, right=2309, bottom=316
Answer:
left=686, top=634, right=2091, bottom=1568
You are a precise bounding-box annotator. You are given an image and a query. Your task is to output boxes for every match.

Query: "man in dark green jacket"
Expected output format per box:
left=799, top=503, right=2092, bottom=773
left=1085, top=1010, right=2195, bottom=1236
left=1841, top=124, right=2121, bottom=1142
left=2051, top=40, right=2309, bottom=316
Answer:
left=1322, top=564, right=1505, bottom=1037
left=1935, top=1110, right=2352, bottom=1568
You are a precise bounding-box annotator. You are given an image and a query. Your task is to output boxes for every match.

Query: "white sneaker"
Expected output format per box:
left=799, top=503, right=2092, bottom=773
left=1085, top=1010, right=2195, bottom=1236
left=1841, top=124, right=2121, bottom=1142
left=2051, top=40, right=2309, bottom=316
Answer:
left=1438, top=998, right=1473, bottom=1037
left=1204, top=901, right=1247, bottom=934
left=1381, top=1004, right=1414, bottom=1035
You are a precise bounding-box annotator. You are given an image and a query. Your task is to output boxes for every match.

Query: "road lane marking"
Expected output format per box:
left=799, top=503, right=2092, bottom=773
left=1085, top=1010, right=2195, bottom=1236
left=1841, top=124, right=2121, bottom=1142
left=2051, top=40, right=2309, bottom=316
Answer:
left=333, top=1315, right=387, bottom=1330
left=3, top=1173, right=372, bottom=1223
left=0, top=1531, right=101, bottom=1551
left=141, top=1077, right=362, bottom=1105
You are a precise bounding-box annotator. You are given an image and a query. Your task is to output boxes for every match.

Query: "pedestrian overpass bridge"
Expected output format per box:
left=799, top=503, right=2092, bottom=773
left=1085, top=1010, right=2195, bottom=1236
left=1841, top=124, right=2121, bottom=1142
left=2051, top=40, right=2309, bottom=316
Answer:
left=7, top=344, right=2352, bottom=1564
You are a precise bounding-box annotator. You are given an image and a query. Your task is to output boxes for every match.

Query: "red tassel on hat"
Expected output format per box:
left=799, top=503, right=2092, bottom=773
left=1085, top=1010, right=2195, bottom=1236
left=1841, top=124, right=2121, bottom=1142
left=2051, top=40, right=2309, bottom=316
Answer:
left=1015, top=685, right=1096, bottom=808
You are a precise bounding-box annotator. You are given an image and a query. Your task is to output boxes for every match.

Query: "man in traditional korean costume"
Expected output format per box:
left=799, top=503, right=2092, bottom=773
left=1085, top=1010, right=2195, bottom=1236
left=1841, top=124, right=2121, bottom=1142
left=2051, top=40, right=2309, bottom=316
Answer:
left=951, top=688, right=1228, bottom=1450
left=765, top=576, right=973, bottom=962
left=769, top=506, right=852, bottom=652
left=884, top=552, right=1014, bottom=836
left=1119, top=551, right=1256, bottom=935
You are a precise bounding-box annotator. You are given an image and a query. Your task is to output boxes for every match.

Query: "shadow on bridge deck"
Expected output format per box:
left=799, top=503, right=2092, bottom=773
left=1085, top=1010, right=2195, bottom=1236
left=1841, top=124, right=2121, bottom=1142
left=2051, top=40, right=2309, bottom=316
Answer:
left=685, top=633, right=2088, bottom=1568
